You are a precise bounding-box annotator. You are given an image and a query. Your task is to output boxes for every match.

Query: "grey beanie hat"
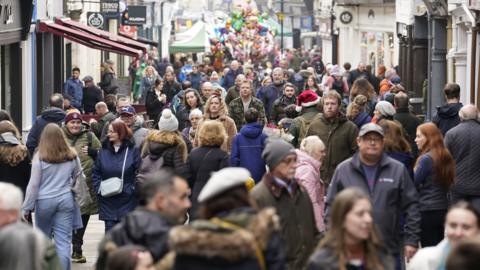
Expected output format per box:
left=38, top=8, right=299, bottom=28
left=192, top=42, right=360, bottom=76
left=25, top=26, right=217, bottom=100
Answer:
left=262, top=139, right=296, bottom=169
left=158, top=109, right=179, bottom=132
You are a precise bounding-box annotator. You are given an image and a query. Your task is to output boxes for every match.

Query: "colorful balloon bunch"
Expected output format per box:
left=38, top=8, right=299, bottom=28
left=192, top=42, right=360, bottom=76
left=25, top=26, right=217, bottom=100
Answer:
left=210, top=0, right=279, bottom=63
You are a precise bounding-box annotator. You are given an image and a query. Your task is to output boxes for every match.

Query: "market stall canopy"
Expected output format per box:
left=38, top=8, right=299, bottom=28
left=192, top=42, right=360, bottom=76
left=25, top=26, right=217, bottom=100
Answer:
left=170, top=21, right=210, bottom=54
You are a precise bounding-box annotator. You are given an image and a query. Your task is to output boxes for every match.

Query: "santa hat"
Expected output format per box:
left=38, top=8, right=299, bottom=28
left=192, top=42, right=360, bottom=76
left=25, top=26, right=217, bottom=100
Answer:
left=296, top=90, right=320, bottom=112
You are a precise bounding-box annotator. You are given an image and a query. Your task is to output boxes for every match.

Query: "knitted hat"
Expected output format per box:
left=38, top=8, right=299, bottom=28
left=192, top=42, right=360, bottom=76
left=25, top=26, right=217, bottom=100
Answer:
left=375, top=101, right=396, bottom=117
left=65, top=111, right=82, bottom=124
left=262, top=139, right=296, bottom=170
left=158, top=109, right=178, bottom=132
left=296, top=90, right=320, bottom=112
left=198, top=167, right=251, bottom=203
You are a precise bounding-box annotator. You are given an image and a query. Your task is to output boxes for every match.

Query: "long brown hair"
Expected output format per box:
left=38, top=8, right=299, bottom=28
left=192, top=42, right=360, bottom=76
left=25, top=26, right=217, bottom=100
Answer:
left=350, top=78, right=375, bottom=101
left=204, top=96, right=228, bottom=119
left=346, top=94, right=368, bottom=120
left=319, top=188, right=385, bottom=270
left=415, top=123, right=455, bottom=190
left=380, top=120, right=411, bottom=153
left=0, top=121, right=28, bottom=166
left=37, top=123, right=77, bottom=163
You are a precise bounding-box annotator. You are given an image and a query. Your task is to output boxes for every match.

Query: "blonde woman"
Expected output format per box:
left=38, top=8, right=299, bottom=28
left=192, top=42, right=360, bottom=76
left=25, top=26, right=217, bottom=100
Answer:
left=346, top=94, right=372, bottom=128
left=194, top=94, right=237, bottom=154
left=186, top=120, right=229, bottom=218
left=138, top=65, right=159, bottom=105
left=22, top=123, right=83, bottom=270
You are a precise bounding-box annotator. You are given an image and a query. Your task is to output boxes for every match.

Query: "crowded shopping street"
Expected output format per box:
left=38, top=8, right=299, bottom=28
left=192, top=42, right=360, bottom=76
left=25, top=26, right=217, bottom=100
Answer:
left=3, top=0, right=480, bottom=270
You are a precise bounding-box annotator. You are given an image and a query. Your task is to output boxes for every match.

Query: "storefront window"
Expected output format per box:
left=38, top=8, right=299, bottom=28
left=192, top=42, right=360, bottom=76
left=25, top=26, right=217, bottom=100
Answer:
left=360, top=31, right=393, bottom=70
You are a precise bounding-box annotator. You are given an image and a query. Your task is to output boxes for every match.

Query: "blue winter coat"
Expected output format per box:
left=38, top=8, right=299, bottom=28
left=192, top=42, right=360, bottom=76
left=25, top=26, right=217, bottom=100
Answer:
left=92, top=140, right=141, bottom=221
left=222, top=68, right=243, bottom=89
left=352, top=111, right=372, bottom=129
left=63, top=77, right=84, bottom=110
left=230, top=123, right=267, bottom=182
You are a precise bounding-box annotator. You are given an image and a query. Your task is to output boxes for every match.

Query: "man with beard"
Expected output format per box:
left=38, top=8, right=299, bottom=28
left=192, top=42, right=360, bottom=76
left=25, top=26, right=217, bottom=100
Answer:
left=306, top=91, right=358, bottom=184
left=257, top=68, right=286, bottom=121
left=225, top=74, right=246, bottom=105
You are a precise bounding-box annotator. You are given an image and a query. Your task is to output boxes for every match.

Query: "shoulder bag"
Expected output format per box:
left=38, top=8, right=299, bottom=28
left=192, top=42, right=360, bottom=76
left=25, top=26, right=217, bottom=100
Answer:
left=99, top=147, right=129, bottom=197
left=72, top=157, right=93, bottom=208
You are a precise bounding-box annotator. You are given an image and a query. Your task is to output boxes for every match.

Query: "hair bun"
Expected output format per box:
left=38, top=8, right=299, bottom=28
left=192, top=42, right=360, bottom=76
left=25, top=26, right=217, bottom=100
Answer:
left=354, top=94, right=368, bottom=106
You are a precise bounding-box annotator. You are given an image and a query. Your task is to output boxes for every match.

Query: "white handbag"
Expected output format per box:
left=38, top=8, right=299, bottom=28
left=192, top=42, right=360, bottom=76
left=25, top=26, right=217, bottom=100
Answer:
left=99, top=147, right=128, bottom=197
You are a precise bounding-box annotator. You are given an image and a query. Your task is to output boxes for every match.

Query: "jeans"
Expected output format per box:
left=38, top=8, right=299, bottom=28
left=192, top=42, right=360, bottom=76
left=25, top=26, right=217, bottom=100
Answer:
left=104, top=219, right=119, bottom=233
left=72, top=214, right=91, bottom=254
left=36, top=192, right=75, bottom=270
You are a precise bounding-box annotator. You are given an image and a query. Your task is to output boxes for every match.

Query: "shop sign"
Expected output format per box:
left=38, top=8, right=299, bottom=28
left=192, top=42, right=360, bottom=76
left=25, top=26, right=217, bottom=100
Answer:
left=119, top=24, right=137, bottom=37
left=101, top=0, right=120, bottom=17
left=87, top=12, right=105, bottom=29
left=301, top=16, right=312, bottom=30
left=121, top=6, right=146, bottom=25
left=0, top=0, right=22, bottom=32
left=339, top=11, right=353, bottom=24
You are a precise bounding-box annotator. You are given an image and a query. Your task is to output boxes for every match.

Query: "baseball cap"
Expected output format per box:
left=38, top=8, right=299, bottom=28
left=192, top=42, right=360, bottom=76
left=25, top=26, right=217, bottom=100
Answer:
left=358, top=123, right=384, bottom=137
left=120, top=106, right=136, bottom=115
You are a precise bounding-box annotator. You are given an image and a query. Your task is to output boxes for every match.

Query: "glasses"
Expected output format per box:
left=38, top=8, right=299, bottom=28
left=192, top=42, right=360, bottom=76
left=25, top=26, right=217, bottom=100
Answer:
left=363, top=137, right=383, bottom=144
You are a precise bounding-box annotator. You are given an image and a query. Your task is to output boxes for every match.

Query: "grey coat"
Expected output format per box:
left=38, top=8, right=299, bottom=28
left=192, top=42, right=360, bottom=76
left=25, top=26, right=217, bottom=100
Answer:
left=445, top=120, right=480, bottom=195
left=326, top=152, right=421, bottom=254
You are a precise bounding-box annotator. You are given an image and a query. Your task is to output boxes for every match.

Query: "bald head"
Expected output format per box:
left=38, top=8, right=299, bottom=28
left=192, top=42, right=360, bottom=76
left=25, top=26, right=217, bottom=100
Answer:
left=459, top=104, right=479, bottom=121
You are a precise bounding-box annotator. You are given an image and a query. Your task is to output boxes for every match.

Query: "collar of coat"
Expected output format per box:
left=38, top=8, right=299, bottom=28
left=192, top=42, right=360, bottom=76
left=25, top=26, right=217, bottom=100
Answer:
left=261, top=173, right=299, bottom=198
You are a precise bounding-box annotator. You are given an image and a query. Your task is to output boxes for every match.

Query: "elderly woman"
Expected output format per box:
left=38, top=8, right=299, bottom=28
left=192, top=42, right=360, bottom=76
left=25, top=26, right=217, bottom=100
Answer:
left=181, top=108, right=203, bottom=152
left=373, top=101, right=396, bottom=123
left=295, top=136, right=327, bottom=232
left=186, top=120, right=229, bottom=218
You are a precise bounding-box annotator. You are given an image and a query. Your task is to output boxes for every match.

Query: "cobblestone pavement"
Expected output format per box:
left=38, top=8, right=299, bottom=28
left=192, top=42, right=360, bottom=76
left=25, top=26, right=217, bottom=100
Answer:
left=72, top=215, right=103, bottom=270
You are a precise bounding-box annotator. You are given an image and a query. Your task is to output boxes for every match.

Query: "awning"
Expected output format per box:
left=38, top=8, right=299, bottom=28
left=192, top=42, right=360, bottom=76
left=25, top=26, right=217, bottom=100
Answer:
left=37, top=19, right=144, bottom=58
left=170, top=21, right=210, bottom=54
left=55, top=18, right=149, bottom=54
left=119, top=33, right=159, bottom=47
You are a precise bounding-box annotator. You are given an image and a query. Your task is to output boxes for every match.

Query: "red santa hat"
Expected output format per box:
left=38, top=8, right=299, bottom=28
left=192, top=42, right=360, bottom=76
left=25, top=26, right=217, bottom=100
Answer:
left=296, top=90, right=320, bottom=112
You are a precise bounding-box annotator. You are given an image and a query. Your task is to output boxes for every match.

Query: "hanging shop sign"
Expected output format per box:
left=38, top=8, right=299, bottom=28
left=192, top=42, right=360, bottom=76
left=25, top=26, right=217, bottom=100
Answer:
left=121, top=6, right=147, bottom=25
left=87, top=12, right=105, bottom=29
left=101, top=0, right=120, bottom=17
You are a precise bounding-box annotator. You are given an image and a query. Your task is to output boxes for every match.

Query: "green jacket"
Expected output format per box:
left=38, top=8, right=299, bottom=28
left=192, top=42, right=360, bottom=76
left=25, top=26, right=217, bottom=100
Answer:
left=225, top=86, right=240, bottom=105
left=228, top=97, right=266, bottom=131
left=62, top=126, right=102, bottom=215
left=288, top=106, right=321, bottom=147
left=251, top=173, right=320, bottom=270
left=306, top=114, right=358, bottom=184
left=90, top=112, right=116, bottom=139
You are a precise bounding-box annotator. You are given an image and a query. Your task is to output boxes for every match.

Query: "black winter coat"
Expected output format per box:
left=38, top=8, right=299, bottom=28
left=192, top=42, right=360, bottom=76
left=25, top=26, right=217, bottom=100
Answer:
left=186, top=146, right=229, bottom=218
left=145, top=89, right=167, bottom=122
left=26, top=108, right=66, bottom=157
left=432, top=102, right=463, bottom=135
left=307, top=246, right=393, bottom=270
left=82, top=85, right=104, bottom=114
left=106, top=208, right=176, bottom=261
left=0, top=157, right=31, bottom=194
left=163, top=81, right=182, bottom=103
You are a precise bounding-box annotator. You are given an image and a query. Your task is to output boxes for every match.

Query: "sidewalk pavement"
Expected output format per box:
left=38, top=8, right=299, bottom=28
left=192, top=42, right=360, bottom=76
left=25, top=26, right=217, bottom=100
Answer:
left=72, top=215, right=103, bottom=270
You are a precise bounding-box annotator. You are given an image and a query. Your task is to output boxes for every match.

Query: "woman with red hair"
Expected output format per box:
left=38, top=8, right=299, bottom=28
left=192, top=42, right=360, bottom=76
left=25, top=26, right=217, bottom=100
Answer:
left=414, top=122, right=455, bottom=247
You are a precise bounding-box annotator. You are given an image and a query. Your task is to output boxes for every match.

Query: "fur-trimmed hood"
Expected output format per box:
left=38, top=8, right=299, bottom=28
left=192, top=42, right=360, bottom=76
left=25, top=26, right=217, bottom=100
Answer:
left=168, top=207, right=280, bottom=261
left=142, top=131, right=187, bottom=162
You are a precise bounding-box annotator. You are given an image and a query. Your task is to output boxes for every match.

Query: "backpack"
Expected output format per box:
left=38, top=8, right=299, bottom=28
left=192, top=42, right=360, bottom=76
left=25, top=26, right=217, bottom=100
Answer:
left=136, top=155, right=165, bottom=186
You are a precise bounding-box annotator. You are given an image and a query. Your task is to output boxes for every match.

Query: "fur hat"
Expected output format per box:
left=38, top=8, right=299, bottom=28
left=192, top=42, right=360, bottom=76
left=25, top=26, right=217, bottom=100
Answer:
left=158, top=109, right=179, bottom=132
left=296, top=90, right=320, bottom=112
left=262, top=139, right=296, bottom=170
left=198, top=167, right=251, bottom=203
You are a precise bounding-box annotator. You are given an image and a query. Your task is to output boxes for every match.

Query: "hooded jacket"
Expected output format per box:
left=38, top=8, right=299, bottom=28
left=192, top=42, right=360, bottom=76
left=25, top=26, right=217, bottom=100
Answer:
left=231, top=123, right=268, bottom=182
left=306, top=114, right=358, bottom=184
left=104, top=208, right=176, bottom=262
left=326, top=152, right=421, bottom=254
left=257, top=82, right=285, bottom=121
left=432, top=102, right=463, bottom=135
left=138, top=131, right=189, bottom=180
left=92, top=139, right=141, bottom=221
left=159, top=207, right=285, bottom=270
left=26, top=108, right=66, bottom=157
left=62, top=126, right=102, bottom=215
left=294, top=149, right=325, bottom=232
left=352, top=111, right=372, bottom=129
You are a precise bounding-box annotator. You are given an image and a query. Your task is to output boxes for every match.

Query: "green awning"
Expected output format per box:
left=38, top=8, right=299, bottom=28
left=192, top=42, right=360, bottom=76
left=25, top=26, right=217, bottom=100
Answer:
left=170, top=22, right=209, bottom=54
